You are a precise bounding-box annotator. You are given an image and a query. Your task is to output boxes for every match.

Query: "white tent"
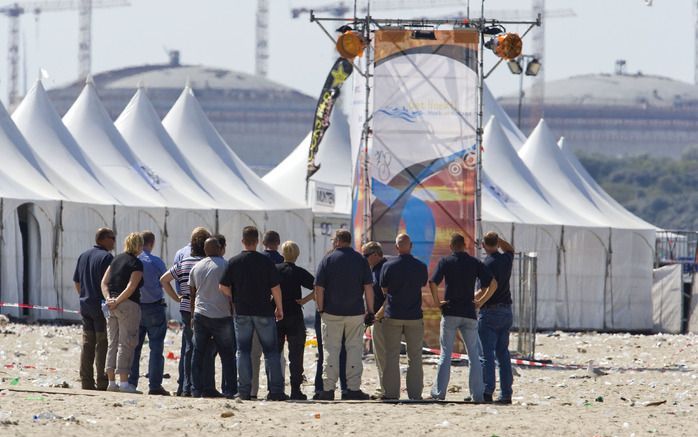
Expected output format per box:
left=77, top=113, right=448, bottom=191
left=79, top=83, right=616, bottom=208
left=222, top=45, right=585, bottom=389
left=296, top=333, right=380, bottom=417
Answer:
left=1, top=82, right=314, bottom=322
left=162, top=87, right=314, bottom=268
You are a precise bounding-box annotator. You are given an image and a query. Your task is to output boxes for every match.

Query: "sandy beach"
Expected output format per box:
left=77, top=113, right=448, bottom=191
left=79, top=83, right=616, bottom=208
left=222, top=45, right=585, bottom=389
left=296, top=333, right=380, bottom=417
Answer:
left=1, top=322, right=696, bottom=437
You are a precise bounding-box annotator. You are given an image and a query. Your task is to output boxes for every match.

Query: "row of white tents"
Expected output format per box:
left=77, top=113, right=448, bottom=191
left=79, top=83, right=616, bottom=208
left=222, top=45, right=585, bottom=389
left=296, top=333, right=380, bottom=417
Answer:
left=0, top=74, right=664, bottom=332
left=266, top=87, right=660, bottom=332
left=1, top=79, right=313, bottom=321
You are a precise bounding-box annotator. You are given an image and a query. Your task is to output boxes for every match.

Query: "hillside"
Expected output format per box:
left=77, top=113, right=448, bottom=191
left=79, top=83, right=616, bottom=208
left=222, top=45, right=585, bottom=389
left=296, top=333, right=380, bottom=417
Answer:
left=578, top=148, right=698, bottom=230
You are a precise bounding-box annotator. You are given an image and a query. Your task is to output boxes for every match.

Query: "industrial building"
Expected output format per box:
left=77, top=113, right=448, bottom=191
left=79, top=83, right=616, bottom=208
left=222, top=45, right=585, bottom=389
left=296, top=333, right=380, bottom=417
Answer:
left=498, top=70, right=698, bottom=158
left=47, top=54, right=315, bottom=175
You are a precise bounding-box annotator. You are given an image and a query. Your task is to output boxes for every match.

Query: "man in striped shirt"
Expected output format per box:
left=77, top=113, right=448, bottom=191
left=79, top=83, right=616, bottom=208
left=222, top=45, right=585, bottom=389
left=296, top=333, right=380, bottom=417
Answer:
left=161, top=227, right=210, bottom=397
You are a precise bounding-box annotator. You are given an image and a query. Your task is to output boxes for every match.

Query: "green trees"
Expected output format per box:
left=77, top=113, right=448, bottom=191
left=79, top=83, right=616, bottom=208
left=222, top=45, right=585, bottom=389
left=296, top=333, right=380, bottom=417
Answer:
left=578, top=150, right=698, bottom=230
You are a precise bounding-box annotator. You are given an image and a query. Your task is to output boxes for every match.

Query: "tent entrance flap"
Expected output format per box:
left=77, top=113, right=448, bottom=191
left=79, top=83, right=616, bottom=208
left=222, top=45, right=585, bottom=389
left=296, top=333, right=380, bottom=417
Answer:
left=18, top=203, right=41, bottom=319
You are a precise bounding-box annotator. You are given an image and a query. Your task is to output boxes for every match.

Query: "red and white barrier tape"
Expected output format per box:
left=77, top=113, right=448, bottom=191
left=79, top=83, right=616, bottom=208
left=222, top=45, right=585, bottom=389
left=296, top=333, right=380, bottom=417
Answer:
left=422, top=346, right=583, bottom=369
left=0, top=302, right=79, bottom=315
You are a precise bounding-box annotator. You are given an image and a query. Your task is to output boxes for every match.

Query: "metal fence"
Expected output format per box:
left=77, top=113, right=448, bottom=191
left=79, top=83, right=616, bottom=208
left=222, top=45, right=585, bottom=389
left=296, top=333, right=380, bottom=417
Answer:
left=511, top=252, right=538, bottom=360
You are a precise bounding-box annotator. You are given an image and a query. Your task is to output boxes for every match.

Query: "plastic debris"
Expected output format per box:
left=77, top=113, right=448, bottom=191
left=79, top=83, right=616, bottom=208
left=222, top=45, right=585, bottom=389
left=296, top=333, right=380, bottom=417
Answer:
left=644, top=400, right=667, bottom=407
left=595, top=396, right=604, bottom=402
left=166, top=351, right=178, bottom=360
left=33, top=412, right=58, bottom=421
left=9, top=377, right=19, bottom=386
left=435, top=420, right=450, bottom=428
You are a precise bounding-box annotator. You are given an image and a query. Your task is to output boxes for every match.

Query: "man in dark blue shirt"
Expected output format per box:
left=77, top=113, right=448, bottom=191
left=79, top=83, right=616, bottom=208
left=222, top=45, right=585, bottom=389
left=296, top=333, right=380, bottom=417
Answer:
left=314, top=229, right=374, bottom=400
left=379, top=234, right=428, bottom=400
left=73, top=227, right=115, bottom=390
left=479, top=231, right=515, bottom=404
left=428, top=233, right=497, bottom=402
left=362, top=241, right=387, bottom=399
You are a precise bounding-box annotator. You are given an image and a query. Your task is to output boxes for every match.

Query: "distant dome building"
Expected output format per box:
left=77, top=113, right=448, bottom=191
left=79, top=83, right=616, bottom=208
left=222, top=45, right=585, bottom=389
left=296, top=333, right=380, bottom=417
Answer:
left=497, top=70, right=698, bottom=158
left=48, top=54, right=314, bottom=174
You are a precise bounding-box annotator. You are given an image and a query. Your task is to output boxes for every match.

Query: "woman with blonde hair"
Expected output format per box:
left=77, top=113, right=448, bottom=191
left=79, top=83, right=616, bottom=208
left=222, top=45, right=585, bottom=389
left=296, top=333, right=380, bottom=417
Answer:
left=275, top=240, right=315, bottom=399
left=101, top=232, right=145, bottom=393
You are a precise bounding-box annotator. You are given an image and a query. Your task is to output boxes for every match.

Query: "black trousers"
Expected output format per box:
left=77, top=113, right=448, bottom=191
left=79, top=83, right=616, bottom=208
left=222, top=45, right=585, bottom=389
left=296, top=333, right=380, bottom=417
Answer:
left=276, top=312, right=306, bottom=391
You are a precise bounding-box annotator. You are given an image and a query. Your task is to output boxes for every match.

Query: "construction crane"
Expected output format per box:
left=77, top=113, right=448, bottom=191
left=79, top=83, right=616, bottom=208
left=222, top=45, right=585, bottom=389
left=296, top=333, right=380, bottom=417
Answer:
left=256, top=0, right=269, bottom=77
left=0, top=0, right=130, bottom=106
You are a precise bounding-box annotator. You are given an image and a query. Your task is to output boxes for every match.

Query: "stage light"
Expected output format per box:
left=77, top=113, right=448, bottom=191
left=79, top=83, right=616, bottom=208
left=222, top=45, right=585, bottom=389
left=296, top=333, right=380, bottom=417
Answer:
left=483, top=25, right=505, bottom=35
left=485, top=32, right=522, bottom=60
left=525, top=58, right=541, bottom=76
left=411, top=30, right=437, bottom=40
left=336, top=31, right=366, bottom=59
left=507, top=59, right=522, bottom=75
left=336, top=25, right=353, bottom=33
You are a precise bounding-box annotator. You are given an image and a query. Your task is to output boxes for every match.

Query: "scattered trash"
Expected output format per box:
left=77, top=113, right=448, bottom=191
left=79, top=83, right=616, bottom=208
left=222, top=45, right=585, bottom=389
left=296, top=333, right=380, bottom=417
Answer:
left=305, top=339, right=318, bottom=347
left=644, top=400, right=666, bottom=407
left=221, top=411, right=235, bottom=418
left=166, top=352, right=179, bottom=360
left=595, top=396, right=604, bottom=402
left=485, top=407, right=498, bottom=415
left=435, top=420, right=450, bottom=428
left=25, top=395, right=46, bottom=401
left=313, top=412, right=321, bottom=419
left=9, top=377, right=19, bottom=386
left=49, top=381, right=70, bottom=389
left=32, top=412, right=58, bottom=421
left=447, top=385, right=462, bottom=393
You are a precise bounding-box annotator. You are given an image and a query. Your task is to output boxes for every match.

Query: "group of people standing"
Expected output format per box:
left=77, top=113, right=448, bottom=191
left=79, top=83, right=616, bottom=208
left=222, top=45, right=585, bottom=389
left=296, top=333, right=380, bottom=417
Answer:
left=74, top=223, right=514, bottom=403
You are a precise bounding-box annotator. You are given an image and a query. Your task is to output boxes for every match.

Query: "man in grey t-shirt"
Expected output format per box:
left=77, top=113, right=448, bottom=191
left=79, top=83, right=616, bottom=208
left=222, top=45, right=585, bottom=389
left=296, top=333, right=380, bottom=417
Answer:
left=189, top=238, right=235, bottom=398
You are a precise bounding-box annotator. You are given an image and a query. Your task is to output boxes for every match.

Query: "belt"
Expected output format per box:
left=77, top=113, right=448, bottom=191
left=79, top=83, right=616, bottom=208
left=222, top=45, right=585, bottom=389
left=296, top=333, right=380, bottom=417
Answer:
left=482, top=303, right=511, bottom=309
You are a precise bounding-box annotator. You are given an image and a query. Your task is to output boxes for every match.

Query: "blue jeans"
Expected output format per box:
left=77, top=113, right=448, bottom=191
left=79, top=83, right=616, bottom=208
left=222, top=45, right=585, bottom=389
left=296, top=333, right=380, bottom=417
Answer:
left=314, top=311, right=347, bottom=393
left=128, top=302, right=167, bottom=389
left=235, top=315, right=284, bottom=395
left=431, top=315, right=484, bottom=402
left=478, top=306, right=513, bottom=400
left=177, top=311, right=194, bottom=395
left=192, top=314, right=237, bottom=397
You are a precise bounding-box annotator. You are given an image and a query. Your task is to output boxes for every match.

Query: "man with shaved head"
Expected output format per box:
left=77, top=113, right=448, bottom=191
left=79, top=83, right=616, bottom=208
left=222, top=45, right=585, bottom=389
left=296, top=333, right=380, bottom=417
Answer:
left=188, top=237, right=236, bottom=398
left=379, top=234, right=428, bottom=400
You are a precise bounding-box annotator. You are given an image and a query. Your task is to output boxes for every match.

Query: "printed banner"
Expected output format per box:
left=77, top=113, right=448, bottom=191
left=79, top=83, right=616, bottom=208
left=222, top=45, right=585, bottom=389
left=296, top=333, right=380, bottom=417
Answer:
left=352, top=29, right=479, bottom=346
left=307, top=57, right=353, bottom=180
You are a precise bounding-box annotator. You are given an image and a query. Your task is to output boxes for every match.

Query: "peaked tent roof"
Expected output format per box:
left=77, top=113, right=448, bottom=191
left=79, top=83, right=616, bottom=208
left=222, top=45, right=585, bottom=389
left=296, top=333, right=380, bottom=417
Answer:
left=12, top=81, right=116, bottom=204
left=558, top=137, right=656, bottom=230
left=0, top=100, right=63, bottom=200
left=263, top=102, right=352, bottom=214
left=519, top=119, right=617, bottom=227
left=483, top=116, right=598, bottom=226
left=114, top=88, right=219, bottom=209
left=483, top=84, right=526, bottom=149
left=163, top=87, right=301, bottom=211
left=63, top=80, right=169, bottom=207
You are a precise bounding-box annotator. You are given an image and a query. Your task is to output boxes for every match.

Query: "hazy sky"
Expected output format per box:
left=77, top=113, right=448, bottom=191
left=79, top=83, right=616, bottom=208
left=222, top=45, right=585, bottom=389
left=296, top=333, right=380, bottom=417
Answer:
left=0, top=0, right=693, bottom=104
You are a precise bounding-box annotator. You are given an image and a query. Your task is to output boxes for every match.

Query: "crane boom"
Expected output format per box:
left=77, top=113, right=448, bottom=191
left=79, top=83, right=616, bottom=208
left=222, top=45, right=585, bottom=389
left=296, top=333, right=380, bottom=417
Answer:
left=0, top=0, right=130, bottom=105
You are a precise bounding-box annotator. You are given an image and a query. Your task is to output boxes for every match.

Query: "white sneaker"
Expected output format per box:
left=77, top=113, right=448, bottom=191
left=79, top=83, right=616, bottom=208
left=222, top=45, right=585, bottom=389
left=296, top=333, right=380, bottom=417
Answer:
left=107, top=382, right=119, bottom=392
left=119, top=383, right=141, bottom=394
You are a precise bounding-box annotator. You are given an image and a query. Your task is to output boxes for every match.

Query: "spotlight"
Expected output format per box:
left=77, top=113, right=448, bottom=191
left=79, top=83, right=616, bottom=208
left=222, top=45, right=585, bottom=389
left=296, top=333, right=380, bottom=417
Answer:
left=336, top=31, right=366, bottom=59
left=483, top=25, right=505, bottom=35
left=485, top=32, right=522, bottom=60
left=507, top=59, right=522, bottom=75
left=525, top=58, right=542, bottom=76
left=336, top=24, right=353, bottom=33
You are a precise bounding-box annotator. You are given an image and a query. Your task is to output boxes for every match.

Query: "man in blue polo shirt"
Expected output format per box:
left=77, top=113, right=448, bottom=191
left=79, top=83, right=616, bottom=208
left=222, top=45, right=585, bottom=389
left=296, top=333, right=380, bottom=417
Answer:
left=128, top=231, right=172, bottom=396
left=361, top=241, right=387, bottom=399
left=380, top=234, right=428, bottom=400
left=73, top=227, right=115, bottom=390
left=479, top=231, right=515, bottom=404
left=314, top=229, right=375, bottom=401
left=429, top=233, right=497, bottom=402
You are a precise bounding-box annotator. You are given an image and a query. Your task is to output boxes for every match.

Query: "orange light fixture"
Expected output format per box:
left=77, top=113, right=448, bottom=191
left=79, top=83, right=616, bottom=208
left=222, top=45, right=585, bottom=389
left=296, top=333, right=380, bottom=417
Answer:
left=336, top=31, right=366, bottom=59
left=486, top=32, right=522, bottom=60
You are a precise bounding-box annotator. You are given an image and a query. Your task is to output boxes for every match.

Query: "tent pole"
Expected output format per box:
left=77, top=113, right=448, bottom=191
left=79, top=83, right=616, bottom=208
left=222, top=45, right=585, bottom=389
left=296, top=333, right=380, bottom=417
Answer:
left=475, top=0, right=485, bottom=257
left=0, top=198, right=3, bottom=304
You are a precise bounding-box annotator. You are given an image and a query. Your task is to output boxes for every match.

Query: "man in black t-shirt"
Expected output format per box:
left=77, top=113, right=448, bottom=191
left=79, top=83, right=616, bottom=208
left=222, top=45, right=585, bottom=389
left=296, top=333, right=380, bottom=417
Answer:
left=428, top=233, right=497, bottom=403
left=73, top=227, right=115, bottom=390
left=314, top=229, right=374, bottom=401
left=380, top=234, right=428, bottom=400
left=219, top=226, right=288, bottom=401
left=479, top=232, right=515, bottom=404
left=276, top=240, right=315, bottom=400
